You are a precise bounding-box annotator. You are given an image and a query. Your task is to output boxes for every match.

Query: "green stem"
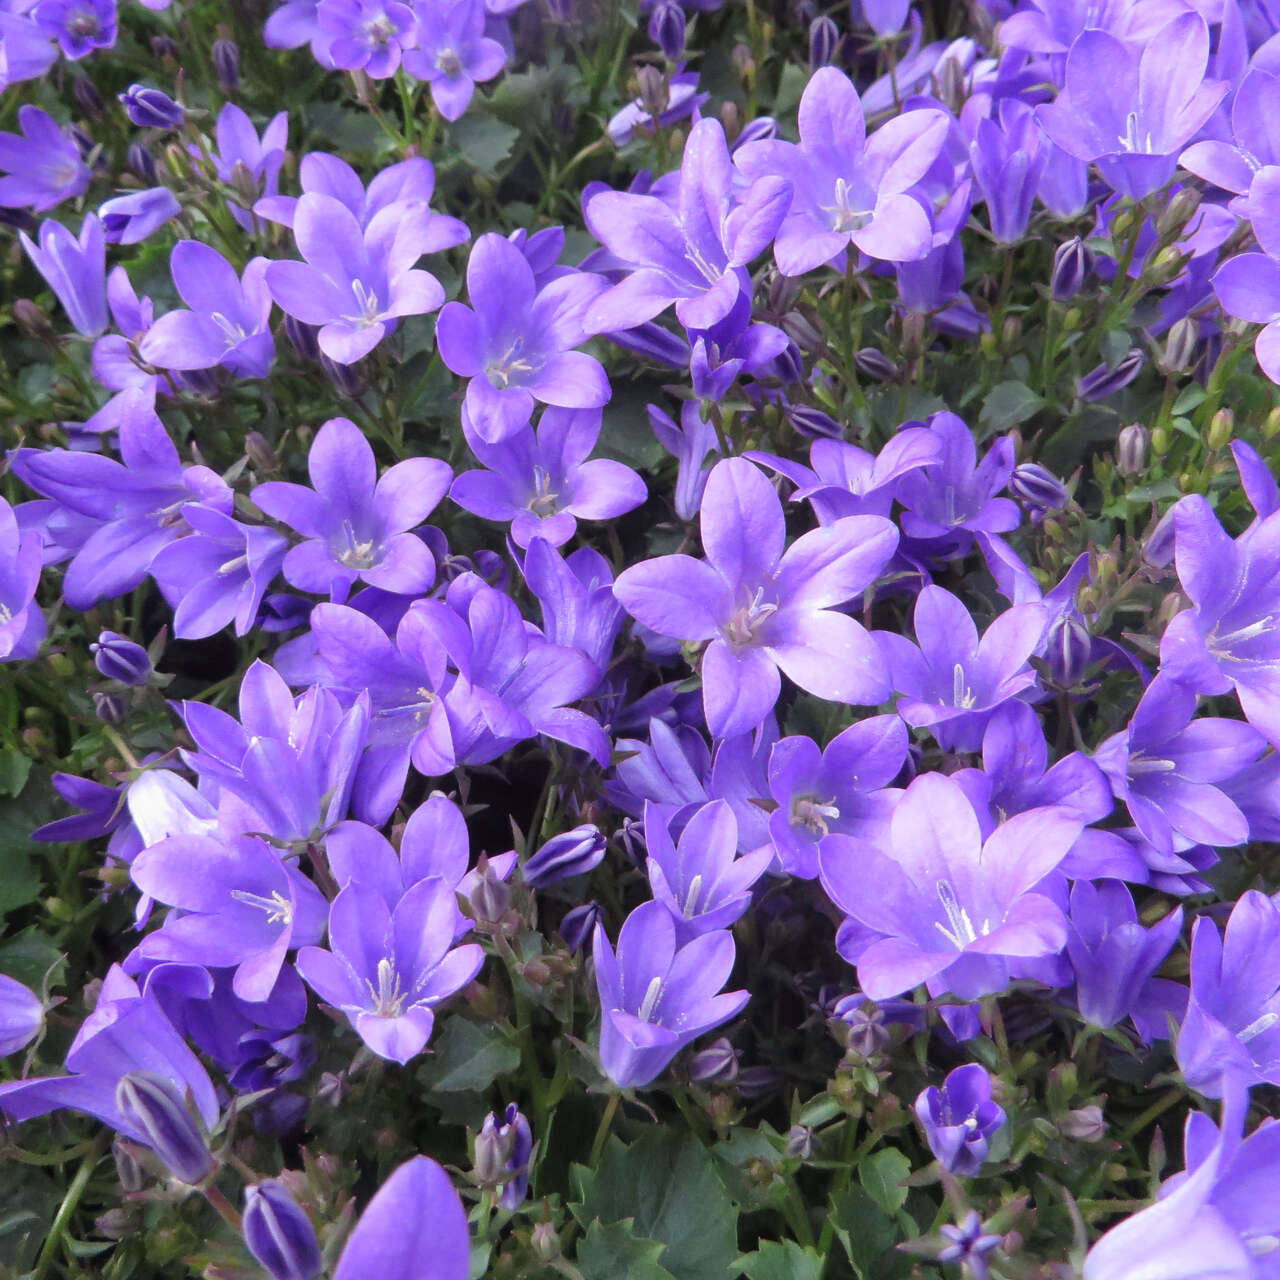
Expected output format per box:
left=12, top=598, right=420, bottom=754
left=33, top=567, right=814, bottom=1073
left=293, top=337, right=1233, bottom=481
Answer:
left=589, top=1093, right=620, bottom=1167
left=32, top=1131, right=108, bottom=1280
left=1119, top=1087, right=1183, bottom=1144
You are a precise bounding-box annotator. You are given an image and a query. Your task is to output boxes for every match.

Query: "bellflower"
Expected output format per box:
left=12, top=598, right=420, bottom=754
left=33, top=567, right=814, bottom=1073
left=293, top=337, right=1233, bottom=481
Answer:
left=1034, top=13, right=1227, bottom=200
left=1180, top=66, right=1280, bottom=205
left=914, top=1063, right=1006, bottom=1175
left=522, top=540, right=625, bottom=672
left=138, top=242, right=275, bottom=378
left=735, top=67, right=948, bottom=274
left=820, top=772, right=1082, bottom=1001
left=1159, top=495, right=1280, bottom=740
left=0, top=495, right=46, bottom=663
left=401, top=0, right=507, bottom=120
left=119, top=84, right=186, bottom=130
left=253, top=415, right=451, bottom=599
left=243, top=1181, right=323, bottom=1280
left=34, top=0, right=117, bottom=57
left=649, top=401, right=720, bottom=521
left=0, top=976, right=44, bottom=1057
left=593, top=900, right=749, bottom=1089
left=130, top=833, right=328, bottom=1002
left=437, top=234, right=609, bottom=442
left=178, top=661, right=368, bottom=845
left=765, top=715, right=907, bottom=879
left=0, top=965, right=218, bottom=1144
left=606, top=70, right=709, bottom=146
left=1065, top=879, right=1185, bottom=1040
left=0, top=11, right=58, bottom=89
left=585, top=117, right=791, bottom=332
left=614, top=457, right=898, bottom=738
left=1093, top=675, right=1264, bottom=857
left=0, top=105, right=91, bottom=210
left=149, top=506, right=288, bottom=639
left=316, top=0, right=416, bottom=77
left=450, top=405, right=644, bottom=545
left=875, top=586, right=1046, bottom=753
left=331, top=1155, right=470, bottom=1280
left=968, top=99, right=1046, bottom=244
left=1084, top=1088, right=1280, bottom=1280
left=204, top=103, right=289, bottom=233
left=1176, top=891, right=1280, bottom=1098
left=99, top=187, right=182, bottom=245
left=265, top=191, right=446, bottom=364
left=644, top=800, right=772, bottom=942
left=295, top=880, right=484, bottom=1064
left=19, top=213, right=107, bottom=337
left=10, top=403, right=232, bottom=610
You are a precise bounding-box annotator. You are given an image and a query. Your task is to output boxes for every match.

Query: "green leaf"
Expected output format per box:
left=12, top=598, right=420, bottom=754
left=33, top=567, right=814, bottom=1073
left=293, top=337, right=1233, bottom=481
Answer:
left=0, top=749, right=31, bottom=798
left=830, top=1184, right=897, bottom=1280
left=0, top=928, right=63, bottom=991
left=447, top=115, right=521, bottom=176
left=572, top=1131, right=739, bottom=1280
left=578, top=1221, right=677, bottom=1280
left=736, top=1240, right=824, bottom=1280
left=979, top=381, right=1044, bottom=433
left=858, top=1149, right=911, bottom=1216
left=416, top=1017, right=520, bottom=1093
left=1172, top=385, right=1207, bottom=416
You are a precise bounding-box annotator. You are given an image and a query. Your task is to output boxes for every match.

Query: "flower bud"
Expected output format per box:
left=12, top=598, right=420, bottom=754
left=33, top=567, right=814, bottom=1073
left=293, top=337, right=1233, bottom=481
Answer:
left=731, top=43, right=755, bottom=83
left=532, top=1222, right=562, bottom=1262
left=126, top=140, right=158, bottom=185
left=769, top=340, right=806, bottom=384
left=13, top=299, right=56, bottom=345
left=787, top=404, right=843, bottom=440
left=473, top=1114, right=511, bottom=1185
left=1158, top=317, right=1198, bottom=375
left=284, top=315, right=321, bottom=363
left=768, top=272, right=802, bottom=314
left=1060, top=1104, right=1107, bottom=1142
left=213, top=38, right=241, bottom=93
left=720, top=100, right=741, bottom=143
left=150, top=34, right=180, bottom=61
left=119, top=84, right=185, bottom=129
left=780, top=309, right=825, bottom=355
left=1076, top=348, right=1145, bottom=402
left=1050, top=237, right=1093, bottom=301
left=732, top=116, right=779, bottom=150
left=647, top=1, right=686, bottom=61
left=242, top=1180, right=322, bottom=1280
left=467, top=856, right=511, bottom=924
left=1009, top=463, right=1069, bottom=514
left=93, top=692, right=127, bottom=724
left=1116, top=422, right=1149, bottom=475
left=114, top=1072, right=214, bottom=1185
left=784, top=1125, right=813, bottom=1159
left=558, top=900, right=602, bottom=953
left=523, top=824, right=606, bottom=888
left=74, top=77, right=105, bottom=117
left=838, top=1001, right=890, bottom=1058
left=808, top=15, right=839, bottom=69
left=1156, top=187, right=1201, bottom=242
left=320, top=353, right=366, bottom=398
left=0, top=974, right=43, bottom=1057
left=1207, top=407, right=1234, bottom=450
left=635, top=66, right=669, bottom=121
left=1048, top=615, right=1093, bottom=689
left=736, top=1066, right=781, bottom=1099
left=1265, top=407, right=1280, bottom=441
left=688, top=1037, right=740, bottom=1084
left=92, top=631, right=152, bottom=686
left=1143, top=506, right=1178, bottom=569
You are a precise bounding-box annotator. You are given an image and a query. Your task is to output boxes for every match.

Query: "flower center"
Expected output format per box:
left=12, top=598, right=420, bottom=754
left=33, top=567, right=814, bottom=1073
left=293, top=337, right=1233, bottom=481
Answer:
left=1239, top=1011, right=1280, bottom=1044
left=436, top=47, right=463, bottom=75
left=335, top=519, right=380, bottom=569
left=528, top=465, right=560, bottom=516
left=722, top=587, right=778, bottom=649
left=950, top=663, right=977, bottom=710
left=370, top=957, right=407, bottom=1017
left=792, top=795, right=840, bottom=836
left=230, top=888, right=293, bottom=926
left=933, top=879, right=982, bottom=949
left=211, top=311, right=247, bottom=347
left=345, top=279, right=382, bottom=327
left=1118, top=110, right=1155, bottom=154
left=484, top=337, right=539, bottom=389
left=825, top=176, right=874, bottom=234
left=364, top=15, right=396, bottom=46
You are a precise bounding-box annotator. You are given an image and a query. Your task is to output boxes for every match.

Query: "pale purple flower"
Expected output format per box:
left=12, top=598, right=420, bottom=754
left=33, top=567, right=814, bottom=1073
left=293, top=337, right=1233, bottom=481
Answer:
left=593, top=900, right=749, bottom=1089
left=295, top=880, right=483, bottom=1063
left=606, top=70, right=709, bottom=147
left=735, top=67, right=948, bottom=274
left=99, top=187, right=181, bottom=245
left=0, top=495, right=46, bottom=663
left=614, top=457, right=898, bottom=738
left=522, top=539, right=625, bottom=672
left=139, top=241, right=275, bottom=378
left=317, top=0, right=416, bottom=77
left=401, top=0, right=506, bottom=120
left=0, top=975, right=44, bottom=1057
left=436, top=233, right=609, bottom=441
left=34, top=0, right=117, bottom=58
left=19, top=213, right=107, bottom=337
left=203, top=104, right=289, bottom=233
left=649, top=401, right=720, bottom=521
left=0, top=105, right=90, bottom=210
left=253, top=415, right=451, bottom=599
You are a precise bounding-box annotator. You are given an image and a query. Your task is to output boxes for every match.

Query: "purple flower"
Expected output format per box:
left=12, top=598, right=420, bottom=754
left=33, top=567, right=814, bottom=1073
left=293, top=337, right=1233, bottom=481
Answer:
left=1176, top=891, right=1280, bottom=1098
left=99, top=187, right=181, bottom=245
left=34, top=0, right=117, bottom=58
left=735, top=67, right=947, bottom=274
left=0, top=496, right=45, bottom=663
left=11, top=402, right=232, bottom=610
left=331, top=1156, right=470, bottom=1280
left=522, top=540, right=625, bottom=672
left=149, top=506, right=288, bottom=639
left=450, top=405, right=644, bottom=546
left=265, top=191, right=446, bottom=364
left=686, top=293, right=790, bottom=402
left=481, top=1103, right=532, bottom=1210
left=1212, top=248, right=1280, bottom=384
left=436, top=233, right=609, bottom=442
left=205, top=104, right=289, bottom=233
left=644, top=799, right=771, bottom=943
left=19, top=213, right=107, bottom=337
left=1066, top=879, right=1185, bottom=1040
left=1084, top=1088, right=1279, bottom=1280
left=119, top=84, right=186, bottom=130
left=115, top=1071, right=214, bottom=1185
left=649, top=401, right=720, bottom=521
left=401, top=0, right=506, bottom=120
left=1093, top=675, right=1264, bottom=857
left=0, top=106, right=91, bottom=210
left=938, top=1211, right=1002, bottom=1280
left=614, top=457, right=898, bottom=738
left=0, top=975, right=44, bottom=1057
left=524, top=824, right=606, bottom=887
left=584, top=118, right=791, bottom=332
left=1181, top=65, right=1280, bottom=202
left=91, top=630, right=150, bottom=685
left=605, top=70, right=709, bottom=147
left=296, top=880, right=483, bottom=1064
left=253, top=415, right=451, bottom=599
left=593, top=900, right=749, bottom=1089
left=875, top=586, right=1046, bottom=753
left=914, top=1063, right=1006, bottom=1175
left=765, top=714, right=906, bottom=879
left=317, top=0, right=416, bottom=77
left=243, top=1180, right=322, bottom=1280
left=131, top=833, right=328, bottom=1002
left=820, top=772, right=1082, bottom=1001
left=1034, top=13, right=1227, bottom=200
left=968, top=99, right=1046, bottom=245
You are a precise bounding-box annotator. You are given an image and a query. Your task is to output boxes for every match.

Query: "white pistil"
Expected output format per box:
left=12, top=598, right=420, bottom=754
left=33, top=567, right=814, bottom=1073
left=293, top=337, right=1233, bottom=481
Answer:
left=933, top=879, right=981, bottom=949
left=637, top=975, right=664, bottom=1023
left=230, top=888, right=293, bottom=925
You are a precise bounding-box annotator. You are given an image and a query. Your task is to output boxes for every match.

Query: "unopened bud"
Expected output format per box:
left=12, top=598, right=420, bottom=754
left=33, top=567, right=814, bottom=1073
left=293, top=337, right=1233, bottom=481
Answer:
left=854, top=347, right=898, bottom=381
left=647, top=1, right=686, bottom=61
left=1150, top=424, right=1170, bottom=456
left=127, top=140, right=157, bottom=184
left=1145, top=245, right=1186, bottom=286
left=119, top=84, right=185, bottom=129
left=1156, top=187, right=1201, bottom=241
left=230, top=159, right=259, bottom=206
left=900, top=311, right=928, bottom=358
left=731, top=42, right=755, bottom=82
left=719, top=100, right=741, bottom=142
left=92, top=631, right=152, bottom=686
left=780, top=309, right=825, bottom=355
left=114, top=1072, right=214, bottom=1185
left=320, top=353, right=366, bottom=398
left=1060, top=1105, right=1107, bottom=1142
left=1143, top=507, right=1178, bottom=568
left=531, top=1222, right=561, bottom=1263
left=74, top=77, right=104, bottom=117
left=285, top=315, right=321, bottom=363
left=1051, top=237, right=1093, bottom=301
left=242, top=1181, right=322, bottom=1280
left=785, top=1125, right=813, bottom=1160
left=689, top=1037, right=739, bottom=1084
left=1158, top=317, right=1198, bottom=375
left=1116, top=422, right=1149, bottom=475
left=213, top=38, right=241, bottom=93
left=1001, top=314, right=1022, bottom=352
left=808, top=15, right=839, bottom=69
left=1010, top=462, right=1069, bottom=513
left=467, top=857, right=511, bottom=924
left=523, top=824, right=606, bottom=887
left=245, top=432, right=280, bottom=474
left=113, top=1137, right=147, bottom=1193
left=1077, top=349, right=1145, bottom=402
left=13, top=299, right=55, bottom=345
left=635, top=66, right=669, bottom=120
left=1207, top=407, right=1234, bottom=450
left=93, top=692, right=127, bottom=724
left=557, top=900, right=602, bottom=953
left=150, top=34, right=179, bottom=61
left=787, top=404, right=843, bottom=440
